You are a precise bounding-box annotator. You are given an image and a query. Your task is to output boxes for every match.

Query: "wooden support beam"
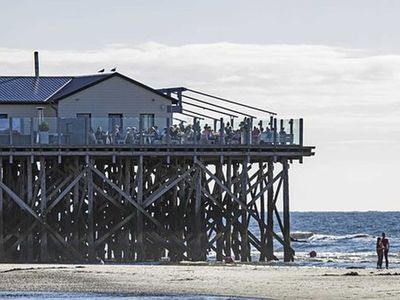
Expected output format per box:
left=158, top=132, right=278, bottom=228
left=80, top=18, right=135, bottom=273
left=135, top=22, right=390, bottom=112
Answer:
left=39, top=157, right=48, bottom=261
left=240, top=156, right=250, bottom=261
left=0, top=180, right=83, bottom=261
left=192, top=168, right=204, bottom=261
left=224, top=158, right=232, bottom=258
left=87, top=160, right=95, bottom=261
left=46, top=169, right=86, bottom=213
left=136, top=155, right=144, bottom=260
left=143, top=166, right=196, bottom=208
left=282, top=160, right=293, bottom=262
left=73, top=157, right=80, bottom=253
left=266, top=161, right=275, bottom=260
left=26, top=158, right=33, bottom=261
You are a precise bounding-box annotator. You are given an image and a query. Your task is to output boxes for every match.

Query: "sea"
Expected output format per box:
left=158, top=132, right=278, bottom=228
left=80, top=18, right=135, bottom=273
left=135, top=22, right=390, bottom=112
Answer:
left=252, top=211, right=400, bottom=269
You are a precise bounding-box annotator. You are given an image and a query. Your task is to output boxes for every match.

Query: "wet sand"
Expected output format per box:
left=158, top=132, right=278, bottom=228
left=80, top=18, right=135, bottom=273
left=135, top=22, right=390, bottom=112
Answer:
left=0, top=263, right=399, bottom=299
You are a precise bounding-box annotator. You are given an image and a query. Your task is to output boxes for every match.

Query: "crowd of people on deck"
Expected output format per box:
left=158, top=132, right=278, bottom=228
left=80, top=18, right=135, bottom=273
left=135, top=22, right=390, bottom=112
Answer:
left=86, top=118, right=293, bottom=146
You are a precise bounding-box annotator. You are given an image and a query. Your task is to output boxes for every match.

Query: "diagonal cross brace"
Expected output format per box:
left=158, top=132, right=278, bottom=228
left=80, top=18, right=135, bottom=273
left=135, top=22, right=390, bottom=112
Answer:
left=0, top=181, right=84, bottom=261
left=196, top=160, right=292, bottom=253
left=143, top=166, right=197, bottom=208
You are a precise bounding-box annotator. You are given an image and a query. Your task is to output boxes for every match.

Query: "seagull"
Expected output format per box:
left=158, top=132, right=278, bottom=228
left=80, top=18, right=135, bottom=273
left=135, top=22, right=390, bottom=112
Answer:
left=98, top=69, right=105, bottom=73
left=110, top=67, right=117, bottom=72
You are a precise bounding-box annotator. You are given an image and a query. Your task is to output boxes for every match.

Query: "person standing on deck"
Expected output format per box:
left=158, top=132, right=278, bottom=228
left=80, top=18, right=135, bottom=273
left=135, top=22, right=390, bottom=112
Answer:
left=382, top=232, right=390, bottom=269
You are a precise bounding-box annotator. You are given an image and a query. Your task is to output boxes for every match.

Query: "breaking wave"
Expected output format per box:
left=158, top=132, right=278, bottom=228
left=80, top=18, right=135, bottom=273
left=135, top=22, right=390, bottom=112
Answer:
left=291, top=232, right=372, bottom=242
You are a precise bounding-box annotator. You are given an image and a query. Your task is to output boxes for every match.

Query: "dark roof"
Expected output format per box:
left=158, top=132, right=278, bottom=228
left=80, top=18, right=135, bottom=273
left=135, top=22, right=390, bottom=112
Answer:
left=0, top=76, right=72, bottom=103
left=0, top=73, right=177, bottom=104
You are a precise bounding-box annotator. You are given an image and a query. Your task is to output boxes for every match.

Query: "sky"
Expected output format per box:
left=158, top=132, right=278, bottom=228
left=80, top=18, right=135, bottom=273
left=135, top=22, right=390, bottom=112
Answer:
left=1, top=0, right=399, bottom=211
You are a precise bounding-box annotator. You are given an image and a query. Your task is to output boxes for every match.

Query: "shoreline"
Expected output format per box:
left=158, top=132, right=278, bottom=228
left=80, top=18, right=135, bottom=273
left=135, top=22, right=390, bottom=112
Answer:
left=0, top=263, right=399, bottom=299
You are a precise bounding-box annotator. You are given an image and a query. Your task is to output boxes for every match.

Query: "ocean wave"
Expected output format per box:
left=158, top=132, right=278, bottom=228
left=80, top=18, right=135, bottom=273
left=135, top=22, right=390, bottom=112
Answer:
left=309, top=233, right=372, bottom=241
left=291, top=231, right=314, bottom=240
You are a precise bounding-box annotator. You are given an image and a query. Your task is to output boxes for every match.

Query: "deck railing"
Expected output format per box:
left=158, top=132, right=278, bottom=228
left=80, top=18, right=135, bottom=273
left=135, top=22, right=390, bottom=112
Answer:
left=0, top=117, right=303, bottom=147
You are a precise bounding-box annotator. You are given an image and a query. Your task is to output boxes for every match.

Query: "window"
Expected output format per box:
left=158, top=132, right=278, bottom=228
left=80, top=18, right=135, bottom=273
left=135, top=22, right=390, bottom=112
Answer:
left=0, top=114, right=7, bottom=132
left=140, top=114, right=155, bottom=131
left=77, top=113, right=92, bottom=136
left=108, top=114, right=123, bottom=132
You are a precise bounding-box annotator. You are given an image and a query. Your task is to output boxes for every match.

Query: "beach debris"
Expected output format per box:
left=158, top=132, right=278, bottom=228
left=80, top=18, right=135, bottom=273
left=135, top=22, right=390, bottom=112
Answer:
left=375, top=272, right=400, bottom=276
left=343, top=271, right=359, bottom=276
left=224, top=256, right=235, bottom=263
left=309, top=251, right=317, bottom=258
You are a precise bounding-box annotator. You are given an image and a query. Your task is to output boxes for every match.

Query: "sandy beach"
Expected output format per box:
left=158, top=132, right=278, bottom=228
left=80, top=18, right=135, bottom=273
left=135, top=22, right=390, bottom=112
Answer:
left=0, top=263, right=399, bottom=299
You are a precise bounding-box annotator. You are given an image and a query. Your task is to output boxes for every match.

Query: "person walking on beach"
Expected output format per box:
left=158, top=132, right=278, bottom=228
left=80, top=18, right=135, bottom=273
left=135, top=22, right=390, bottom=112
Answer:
left=376, top=237, right=384, bottom=269
left=382, top=232, right=390, bottom=269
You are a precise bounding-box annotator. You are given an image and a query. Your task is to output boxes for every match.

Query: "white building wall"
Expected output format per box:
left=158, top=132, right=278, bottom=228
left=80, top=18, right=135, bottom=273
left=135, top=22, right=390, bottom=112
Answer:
left=0, top=104, right=55, bottom=118
left=57, top=75, right=173, bottom=131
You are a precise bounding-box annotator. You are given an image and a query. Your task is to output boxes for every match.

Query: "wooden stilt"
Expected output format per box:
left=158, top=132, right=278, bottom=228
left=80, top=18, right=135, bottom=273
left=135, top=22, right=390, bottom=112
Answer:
left=40, top=157, right=48, bottom=261
left=282, top=160, right=293, bottom=262
left=136, top=155, right=144, bottom=261
left=266, top=161, right=275, bottom=260
left=26, top=158, right=33, bottom=261
left=224, top=158, right=232, bottom=259
left=87, top=159, right=95, bottom=261
left=192, top=167, right=204, bottom=261
left=240, top=156, right=250, bottom=262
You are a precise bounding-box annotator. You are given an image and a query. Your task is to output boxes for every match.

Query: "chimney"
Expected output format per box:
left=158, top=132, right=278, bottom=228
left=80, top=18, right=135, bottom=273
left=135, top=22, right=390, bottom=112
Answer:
left=34, top=51, right=39, bottom=77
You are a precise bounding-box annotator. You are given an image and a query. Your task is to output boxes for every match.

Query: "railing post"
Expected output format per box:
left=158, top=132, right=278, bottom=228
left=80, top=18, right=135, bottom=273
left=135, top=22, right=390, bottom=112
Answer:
left=248, top=117, right=253, bottom=145
left=85, top=118, right=89, bottom=146
left=193, top=117, right=198, bottom=146
left=219, top=118, right=225, bottom=145
left=299, top=118, right=304, bottom=147
left=30, top=117, right=34, bottom=146
left=166, top=117, right=171, bottom=145
left=57, top=117, right=61, bottom=146
left=139, top=116, right=143, bottom=145
left=9, top=118, right=13, bottom=146
left=289, top=119, right=293, bottom=145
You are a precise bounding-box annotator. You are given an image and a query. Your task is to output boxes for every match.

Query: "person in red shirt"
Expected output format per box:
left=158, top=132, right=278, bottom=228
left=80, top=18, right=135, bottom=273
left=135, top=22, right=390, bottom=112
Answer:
left=382, top=232, right=390, bottom=269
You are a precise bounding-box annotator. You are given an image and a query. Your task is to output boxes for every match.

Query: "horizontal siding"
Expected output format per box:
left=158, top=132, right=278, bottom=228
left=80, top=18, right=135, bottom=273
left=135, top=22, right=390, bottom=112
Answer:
left=58, top=76, right=172, bottom=119
left=0, top=104, right=55, bottom=118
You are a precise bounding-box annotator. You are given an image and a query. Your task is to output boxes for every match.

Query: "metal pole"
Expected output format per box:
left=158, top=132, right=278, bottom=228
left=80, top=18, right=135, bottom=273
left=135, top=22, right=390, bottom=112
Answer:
left=166, top=117, right=171, bottom=145
left=219, top=118, right=225, bottom=145
left=299, top=118, right=304, bottom=147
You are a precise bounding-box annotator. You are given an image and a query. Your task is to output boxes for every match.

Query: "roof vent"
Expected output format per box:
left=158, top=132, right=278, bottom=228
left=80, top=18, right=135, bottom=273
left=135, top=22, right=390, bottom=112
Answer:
left=34, top=51, right=39, bottom=78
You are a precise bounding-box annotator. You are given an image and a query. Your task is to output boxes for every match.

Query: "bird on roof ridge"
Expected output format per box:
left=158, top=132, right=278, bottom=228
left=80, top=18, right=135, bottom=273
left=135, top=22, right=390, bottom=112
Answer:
left=98, top=69, right=105, bottom=73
